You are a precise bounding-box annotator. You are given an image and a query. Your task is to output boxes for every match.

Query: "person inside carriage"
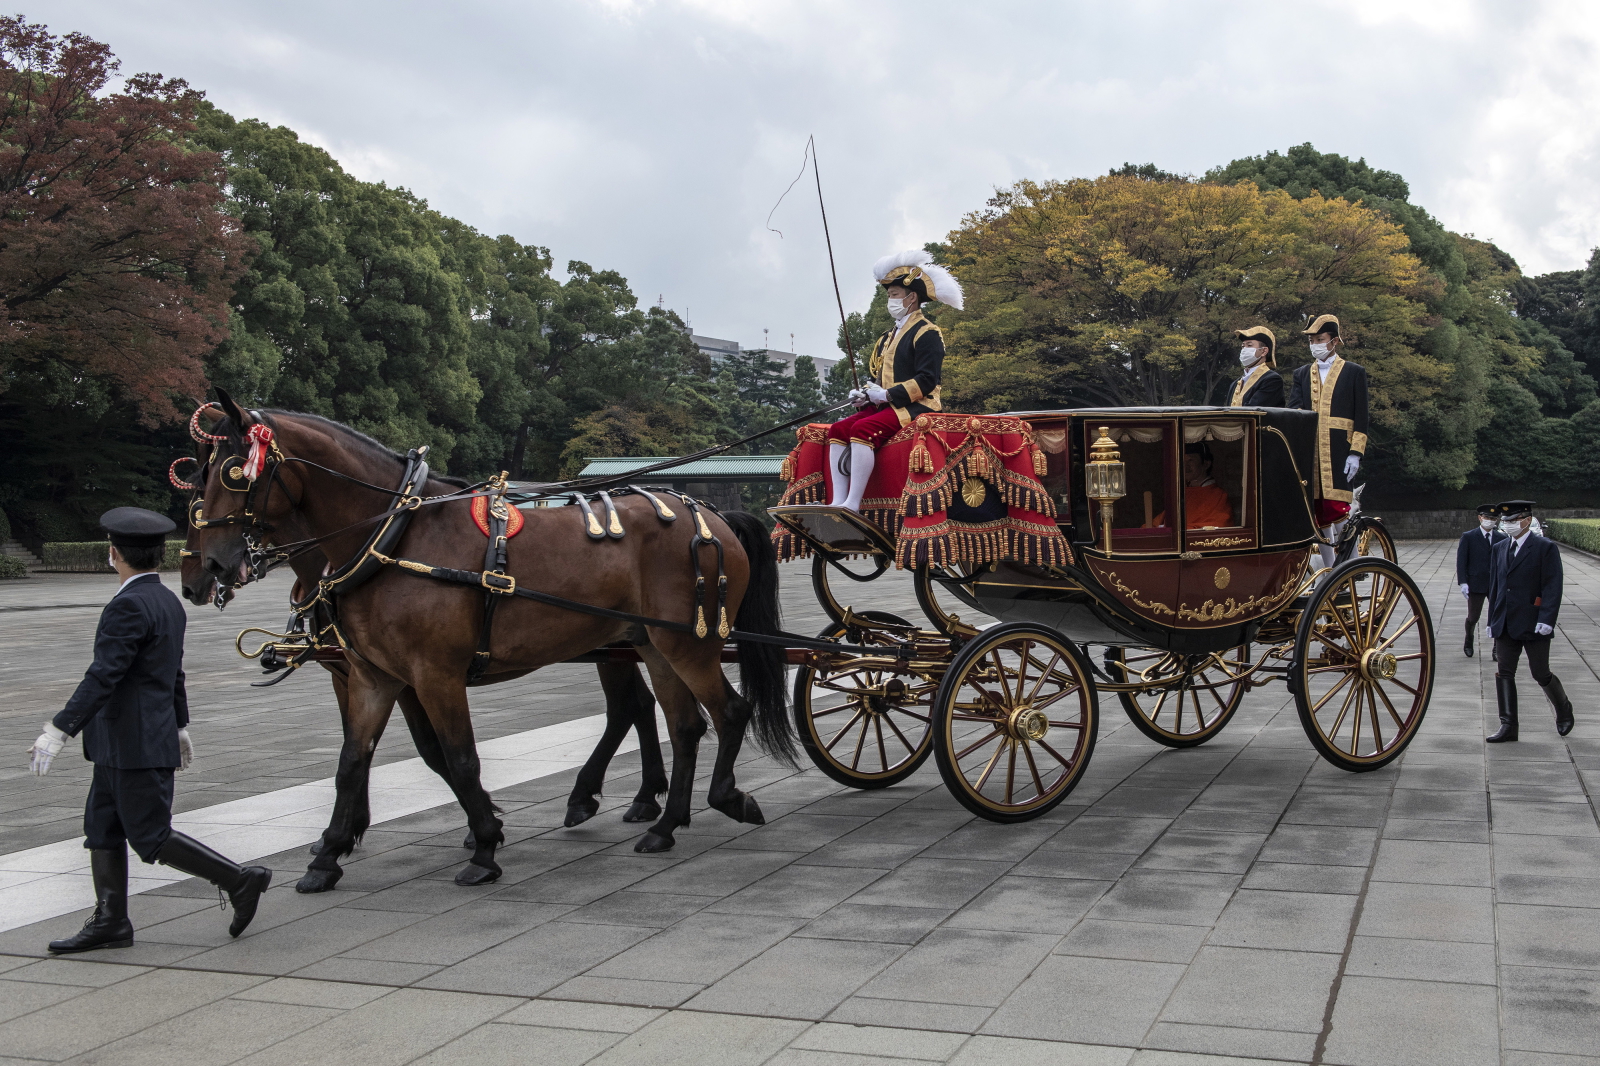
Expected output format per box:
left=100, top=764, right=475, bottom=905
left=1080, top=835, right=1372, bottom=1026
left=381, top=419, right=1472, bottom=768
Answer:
left=826, top=250, right=964, bottom=512
left=1150, top=442, right=1233, bottom=529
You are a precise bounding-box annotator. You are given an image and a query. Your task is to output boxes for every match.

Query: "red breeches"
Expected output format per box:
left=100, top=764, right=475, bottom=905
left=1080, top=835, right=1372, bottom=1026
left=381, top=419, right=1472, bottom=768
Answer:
left=827, top=404, right=902, bottom=448
left=1315, top=499, right=1351, bottom=526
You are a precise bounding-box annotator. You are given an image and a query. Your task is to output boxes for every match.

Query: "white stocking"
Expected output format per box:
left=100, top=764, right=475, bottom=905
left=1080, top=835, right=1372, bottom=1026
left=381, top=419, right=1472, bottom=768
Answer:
left=842, top=442, right=876, bottom=512
left=1318, top=524, right=1338, bottom=571
left=826, top=442, right=846, bottom=506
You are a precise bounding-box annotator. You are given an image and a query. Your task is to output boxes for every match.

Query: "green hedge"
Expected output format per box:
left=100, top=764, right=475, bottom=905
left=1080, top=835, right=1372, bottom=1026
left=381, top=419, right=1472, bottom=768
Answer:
left=41, top=540, right=187, bottom=572
left=1546, top=519, right=1600, bottom=556
left=0, top=554, right=28, bottom=579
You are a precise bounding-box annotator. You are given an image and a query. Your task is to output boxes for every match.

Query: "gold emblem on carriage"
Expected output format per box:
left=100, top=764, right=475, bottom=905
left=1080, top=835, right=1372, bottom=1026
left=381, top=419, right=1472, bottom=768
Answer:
left=1213, top=567, right=1231, bottom=590
left=960, top=476, right=987, bottom=508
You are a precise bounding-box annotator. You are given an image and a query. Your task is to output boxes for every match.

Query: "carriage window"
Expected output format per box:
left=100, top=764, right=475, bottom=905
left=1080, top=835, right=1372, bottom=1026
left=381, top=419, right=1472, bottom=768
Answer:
left=1032, top=423, right=1070, bottom=508
left=1088, top=422, right=1178, bottom=553
left=1180, top=419, right=1250, bottom=533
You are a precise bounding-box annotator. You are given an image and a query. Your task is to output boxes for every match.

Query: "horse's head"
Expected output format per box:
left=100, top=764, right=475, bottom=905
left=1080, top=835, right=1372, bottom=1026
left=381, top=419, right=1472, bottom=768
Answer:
left=177, top=388, right=300, bottom=608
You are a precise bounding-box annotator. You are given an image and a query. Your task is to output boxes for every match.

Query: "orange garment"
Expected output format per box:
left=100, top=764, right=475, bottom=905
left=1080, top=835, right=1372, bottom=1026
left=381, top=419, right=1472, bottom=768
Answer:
left=1153, top=484, right=1234, bottom=529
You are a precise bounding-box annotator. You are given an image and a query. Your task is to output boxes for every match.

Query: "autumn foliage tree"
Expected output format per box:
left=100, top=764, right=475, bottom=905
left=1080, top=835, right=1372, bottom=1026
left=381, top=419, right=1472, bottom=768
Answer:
left=0, top=16, right=249, bottom=423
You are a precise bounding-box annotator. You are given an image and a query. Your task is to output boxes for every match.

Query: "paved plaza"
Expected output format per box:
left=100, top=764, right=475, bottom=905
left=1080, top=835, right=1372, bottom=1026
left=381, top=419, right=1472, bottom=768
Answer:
left=1, top=541, right=1598, bottom=1065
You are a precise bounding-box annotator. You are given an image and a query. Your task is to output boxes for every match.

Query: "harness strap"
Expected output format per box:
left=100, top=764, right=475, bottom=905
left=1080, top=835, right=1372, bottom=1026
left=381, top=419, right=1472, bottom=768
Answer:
left=632, top=488, right=677, bottom=522
left=468, top=474, right=513, bottom=685
left=570, top=493, right=606, bottom=540
left=597, top=491, right=625, bottom=539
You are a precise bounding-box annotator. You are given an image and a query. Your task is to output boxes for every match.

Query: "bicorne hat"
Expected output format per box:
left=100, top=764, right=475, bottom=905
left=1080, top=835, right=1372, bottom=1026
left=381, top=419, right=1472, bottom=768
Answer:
left=1302, top=314, right=1341, bottom=337
left=874, top=250, right=964, bottom=310
left=100, top=506, right=176, bottom=549
left=1234, top=326, right=1277, bottom=367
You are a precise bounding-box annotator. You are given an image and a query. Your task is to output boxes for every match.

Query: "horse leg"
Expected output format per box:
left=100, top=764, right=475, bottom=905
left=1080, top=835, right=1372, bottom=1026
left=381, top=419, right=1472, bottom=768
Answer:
left=299, top=668, right=402, bottom=892
left=565, top=664, right=648, bottom=828
left=412, top=678, right=505, bottom=885
left=684, top=662, right=766, bottom=827
left=633, top=650, right=706, bottom=854
left=620, top=665, right=668, bottom=823
left=396, top=687, right=475, bottom=847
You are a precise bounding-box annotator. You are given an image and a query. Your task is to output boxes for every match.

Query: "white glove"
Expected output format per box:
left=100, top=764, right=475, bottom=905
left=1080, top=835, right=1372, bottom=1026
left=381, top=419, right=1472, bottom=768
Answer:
left=1535, top=623, right=1553, bottom=637
left=1344, top=454, right=1361, bottom=480
left=178, top=728, right=194, bottom=771
left=1460, top=583, right=1470, bottom=596
left=28, top=723, right=68, bottom=776
left=847, top=388, right=867, bottom=408
left=865, top=385, right=889, bottom=405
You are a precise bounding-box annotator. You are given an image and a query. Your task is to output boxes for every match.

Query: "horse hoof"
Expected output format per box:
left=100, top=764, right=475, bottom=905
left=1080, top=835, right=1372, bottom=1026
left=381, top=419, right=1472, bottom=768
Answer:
left=295, top=868, right=342, bottom=893
left=454, top=862, right=501, bottom=886
left=564, top=804, right=597, bottom=828
left=634, top=832, right=675, bottom=853
left=462, top=832, right=476, bottom=848
left=622, top=801, right=661, bottom=823
left=741, top=796, right=766, bottom=826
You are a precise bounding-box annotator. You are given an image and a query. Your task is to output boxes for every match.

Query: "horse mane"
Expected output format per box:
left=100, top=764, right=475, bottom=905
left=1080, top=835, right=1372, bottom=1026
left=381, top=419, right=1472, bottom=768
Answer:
left=222, top=409, right=471, bottom=488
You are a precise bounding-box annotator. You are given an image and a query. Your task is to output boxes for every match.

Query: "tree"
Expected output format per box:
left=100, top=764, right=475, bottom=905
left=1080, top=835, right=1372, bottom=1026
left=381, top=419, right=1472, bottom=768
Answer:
left=0, top=17, right=250, bottom=423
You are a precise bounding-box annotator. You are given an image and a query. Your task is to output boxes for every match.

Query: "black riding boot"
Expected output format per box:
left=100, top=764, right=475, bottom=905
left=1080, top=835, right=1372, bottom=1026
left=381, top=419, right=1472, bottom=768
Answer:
left=1464, top=630, right=1474, bottom=657
left=1541, top=675, right=1575, bottom=737
left=1487, top=676, right=1518, bottom=743
left=156, top=831, right=272, bottom=937
left=49, top=849, right=134, bottom=954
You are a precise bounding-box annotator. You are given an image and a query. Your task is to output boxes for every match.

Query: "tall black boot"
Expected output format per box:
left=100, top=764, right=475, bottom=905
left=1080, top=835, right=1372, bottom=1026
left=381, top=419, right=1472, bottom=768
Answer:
left=1464, top=625, right=1474, bottom=657
left=49, top=849, right=134, bottom=954
left=1541, top=675, right=1575, bottom=737
left=1487, top=676, right=1519, bottom=743
left=156, top=831, right=272, bottom=937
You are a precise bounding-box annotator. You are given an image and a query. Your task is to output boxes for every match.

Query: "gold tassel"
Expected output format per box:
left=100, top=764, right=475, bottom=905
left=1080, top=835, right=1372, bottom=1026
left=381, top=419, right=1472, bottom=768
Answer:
left=718, top=606, right=731, bottom=639
left=969, top=447, right=991, bottom=478
left=910, top=442, right=932, bottom=474
left=695, top=606, right=708, bottom=639
left=780, top=454, right=795, bottom=482
left=1033, top=446, right=1048, bottom=477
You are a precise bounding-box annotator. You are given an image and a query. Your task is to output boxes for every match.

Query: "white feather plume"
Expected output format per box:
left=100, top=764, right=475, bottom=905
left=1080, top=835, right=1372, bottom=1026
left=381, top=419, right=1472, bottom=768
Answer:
left=872, top=248, right=964, bottom=311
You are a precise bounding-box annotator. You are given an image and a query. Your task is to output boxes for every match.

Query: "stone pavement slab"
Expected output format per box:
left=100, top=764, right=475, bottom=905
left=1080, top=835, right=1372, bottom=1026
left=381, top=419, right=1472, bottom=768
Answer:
left=1, top=544, right=1598, bottom=1063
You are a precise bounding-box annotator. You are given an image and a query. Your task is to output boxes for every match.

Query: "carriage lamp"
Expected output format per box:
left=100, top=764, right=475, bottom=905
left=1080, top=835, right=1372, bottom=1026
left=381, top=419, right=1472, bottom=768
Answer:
left=1086, top=426, right=1126, bottom=555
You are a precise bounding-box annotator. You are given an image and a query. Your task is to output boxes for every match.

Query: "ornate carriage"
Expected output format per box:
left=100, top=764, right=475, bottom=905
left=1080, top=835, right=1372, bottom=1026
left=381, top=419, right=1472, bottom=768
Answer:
left=771, top=406, right=1431, bottom=823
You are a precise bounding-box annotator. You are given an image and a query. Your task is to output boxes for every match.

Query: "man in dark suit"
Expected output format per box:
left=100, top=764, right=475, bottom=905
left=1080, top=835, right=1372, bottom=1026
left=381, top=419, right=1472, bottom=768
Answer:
left=28, top=508, right=272, bottom=953
left=1229, top=326, right=1286, bottom=407
left=1287, top=314, right=1370, bottom=573
left=1456, top=503, right=1506, bottom=657
left=1485, top=500, right=1574, bottom=742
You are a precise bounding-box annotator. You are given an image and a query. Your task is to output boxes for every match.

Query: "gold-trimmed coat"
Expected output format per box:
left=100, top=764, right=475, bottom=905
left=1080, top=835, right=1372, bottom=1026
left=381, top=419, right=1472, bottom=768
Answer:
left=868, top=311, right=944, bottom=426
left=1286, top=357, right=1369, bottom=502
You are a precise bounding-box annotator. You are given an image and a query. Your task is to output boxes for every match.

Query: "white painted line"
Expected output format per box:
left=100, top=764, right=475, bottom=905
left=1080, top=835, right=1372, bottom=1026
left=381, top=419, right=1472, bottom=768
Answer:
left=0, top=710, right=648, bottom=934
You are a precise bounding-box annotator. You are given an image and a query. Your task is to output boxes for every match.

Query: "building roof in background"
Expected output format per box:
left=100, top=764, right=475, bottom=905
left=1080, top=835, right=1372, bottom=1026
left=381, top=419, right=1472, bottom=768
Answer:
left=573, top=454, right=788, bottom=480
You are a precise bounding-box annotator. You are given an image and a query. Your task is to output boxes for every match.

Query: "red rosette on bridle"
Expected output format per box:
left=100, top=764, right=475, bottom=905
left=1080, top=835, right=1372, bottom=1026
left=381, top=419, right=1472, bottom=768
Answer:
left=242, top=424, right=275, bottom=480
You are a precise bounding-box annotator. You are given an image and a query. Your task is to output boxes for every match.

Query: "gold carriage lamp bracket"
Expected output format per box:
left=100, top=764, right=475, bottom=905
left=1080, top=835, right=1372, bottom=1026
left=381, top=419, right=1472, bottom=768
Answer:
left=1086, top=426, right=1127, bottom=556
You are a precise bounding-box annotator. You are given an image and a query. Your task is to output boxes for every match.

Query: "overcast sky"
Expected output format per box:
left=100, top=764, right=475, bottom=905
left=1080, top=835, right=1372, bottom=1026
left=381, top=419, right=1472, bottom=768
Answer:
left=45, top=0, right=1600, bottom=360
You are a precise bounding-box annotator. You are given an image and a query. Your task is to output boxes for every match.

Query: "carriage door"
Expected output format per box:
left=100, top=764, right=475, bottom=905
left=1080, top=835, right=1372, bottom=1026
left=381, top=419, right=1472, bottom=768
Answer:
left=1178, top=418, right=1254, bottom=553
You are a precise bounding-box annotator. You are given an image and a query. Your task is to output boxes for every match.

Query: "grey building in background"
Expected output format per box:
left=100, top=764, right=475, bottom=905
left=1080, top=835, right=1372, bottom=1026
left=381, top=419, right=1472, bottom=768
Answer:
left=691, top=334, right=840, bottom=380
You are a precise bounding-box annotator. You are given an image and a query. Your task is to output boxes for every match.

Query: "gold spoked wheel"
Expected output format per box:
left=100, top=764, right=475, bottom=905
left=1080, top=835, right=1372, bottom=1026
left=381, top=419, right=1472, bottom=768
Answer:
left=1106, top=645, right=1253, bottom=748
left=1344, top=518, right=1397, bottom=564
left=794, top=611, right=937, bottom=789
left=1290, top=558, right=1434, bottom=771
left=932, top=623, right=1098, bottom=822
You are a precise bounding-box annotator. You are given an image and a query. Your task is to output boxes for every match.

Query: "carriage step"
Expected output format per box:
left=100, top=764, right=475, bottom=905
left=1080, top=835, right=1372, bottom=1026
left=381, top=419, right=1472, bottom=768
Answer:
left=769, top=505, right=896, bottom=558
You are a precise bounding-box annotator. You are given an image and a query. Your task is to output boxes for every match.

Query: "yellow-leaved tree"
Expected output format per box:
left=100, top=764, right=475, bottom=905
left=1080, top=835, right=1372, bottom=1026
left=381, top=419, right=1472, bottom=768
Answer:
left=937, top=174, right=1468, bottom=475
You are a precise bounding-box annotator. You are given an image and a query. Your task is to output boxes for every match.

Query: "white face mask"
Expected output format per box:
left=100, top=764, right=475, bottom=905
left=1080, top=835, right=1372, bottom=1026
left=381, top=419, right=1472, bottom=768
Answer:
left=1310, top=342, right=1333, bottom=360
left=886, top=295, right=911, bottom=319
left=1479, top=518, right=1496, bottom=531
left=1501, top=518, right=1528, bottom=537
left=108, top=549, right=116, bottom=570
left=1239, top=347, right=1262, bottom=367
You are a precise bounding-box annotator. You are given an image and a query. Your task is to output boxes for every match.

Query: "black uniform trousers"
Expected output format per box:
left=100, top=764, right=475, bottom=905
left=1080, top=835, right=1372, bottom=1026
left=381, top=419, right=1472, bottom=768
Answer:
left=1494, top=636, right=1554, bottom=687
left=1464, top=593, right=1487, bottom=636
left=84, top=765, right=174, bottom=863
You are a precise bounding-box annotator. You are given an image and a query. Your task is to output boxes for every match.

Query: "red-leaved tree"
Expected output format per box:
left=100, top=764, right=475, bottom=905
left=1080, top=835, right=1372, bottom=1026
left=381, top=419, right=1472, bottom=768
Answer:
left=0, top=16, right=250, bottom=423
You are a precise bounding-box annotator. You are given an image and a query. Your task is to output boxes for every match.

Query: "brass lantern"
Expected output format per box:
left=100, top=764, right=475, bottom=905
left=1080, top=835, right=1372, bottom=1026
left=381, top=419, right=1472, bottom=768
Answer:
left=1085, top=426, right=1127, bottom=554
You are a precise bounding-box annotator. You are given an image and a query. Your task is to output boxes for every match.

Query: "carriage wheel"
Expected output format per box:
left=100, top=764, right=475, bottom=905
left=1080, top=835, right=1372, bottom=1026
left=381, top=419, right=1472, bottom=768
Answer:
left=811, top=552, right=891, bottom=626
left=932, top=623, right=1098, bottom=822
left=1342, top=517, right=1396, bottom=565
left=1106, top=644, right=1252, bottom=748
left=794, top=611, right=937, bottom=788
left=1290, top=558, right=1434, bottom=771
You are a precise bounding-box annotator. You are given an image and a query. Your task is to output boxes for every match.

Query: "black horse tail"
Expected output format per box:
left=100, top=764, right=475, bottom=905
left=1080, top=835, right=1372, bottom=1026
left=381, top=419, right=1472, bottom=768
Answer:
left=723, top=510, right=797, bottom=767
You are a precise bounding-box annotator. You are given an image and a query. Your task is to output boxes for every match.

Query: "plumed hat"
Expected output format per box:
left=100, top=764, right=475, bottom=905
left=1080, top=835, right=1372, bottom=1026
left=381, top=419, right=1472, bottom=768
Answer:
left=1303, top=314, right=1341, bottom=337
left=1233, top=326, right=1277, bottom=367
left=873, top=250, right=964, bottom=311
left=100, top=506, right=176, bottom=549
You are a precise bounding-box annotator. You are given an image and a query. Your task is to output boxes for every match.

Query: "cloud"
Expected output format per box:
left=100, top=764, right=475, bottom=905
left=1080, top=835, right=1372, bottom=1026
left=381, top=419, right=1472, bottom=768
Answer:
left=43, top=0, right=1600, bottom=359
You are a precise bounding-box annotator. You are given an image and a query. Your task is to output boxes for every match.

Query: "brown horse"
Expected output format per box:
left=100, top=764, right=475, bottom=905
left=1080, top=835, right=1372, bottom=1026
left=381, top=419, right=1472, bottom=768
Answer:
left=180, top=530, right=670, bottom=845
left=183, top=392, right=792, bottom=890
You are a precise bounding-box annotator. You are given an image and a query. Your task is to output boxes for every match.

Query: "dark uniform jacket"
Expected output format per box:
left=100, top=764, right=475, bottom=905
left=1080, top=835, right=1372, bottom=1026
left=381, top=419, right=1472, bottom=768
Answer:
left=1229, top=365, right=1286, bottom=408
left=1287, top=357, right=1369, bottom=503
left=1456, top=526, right=1506, bottom=594
left=53, top=573, right=189, bottom=769
left=1488, top=534, right=1563, bottom=641
left=869, top=311, right=945, bottom=426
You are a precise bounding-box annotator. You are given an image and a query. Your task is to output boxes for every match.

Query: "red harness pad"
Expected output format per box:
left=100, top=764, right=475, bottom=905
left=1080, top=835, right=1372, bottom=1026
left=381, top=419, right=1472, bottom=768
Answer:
left=472, top=496, right=525, bottom=538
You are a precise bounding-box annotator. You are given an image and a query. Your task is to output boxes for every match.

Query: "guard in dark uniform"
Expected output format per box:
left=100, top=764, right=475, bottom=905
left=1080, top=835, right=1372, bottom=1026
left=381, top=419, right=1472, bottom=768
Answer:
left=28, top=508, right=272, bottom=953
left=1229, top=327, right=1286, bottom=407
left=826, top=249, right=963, bottom=511
left=1456, top=503, right=1505, bottom=657
left=1287, top=314, right=1370, bottom=571
left=1485, top=500, right=1574, bottom=742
